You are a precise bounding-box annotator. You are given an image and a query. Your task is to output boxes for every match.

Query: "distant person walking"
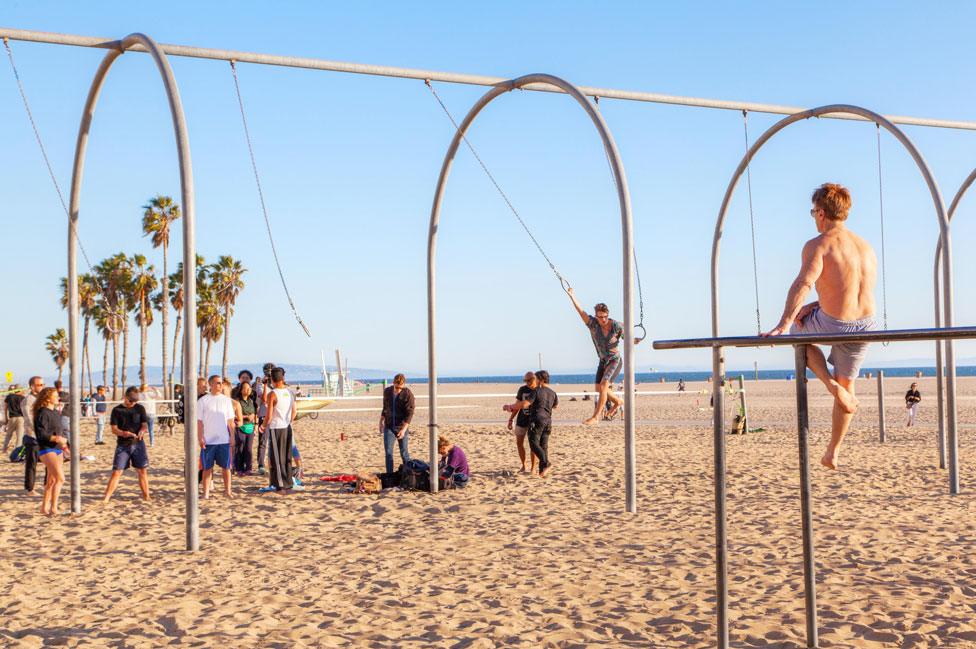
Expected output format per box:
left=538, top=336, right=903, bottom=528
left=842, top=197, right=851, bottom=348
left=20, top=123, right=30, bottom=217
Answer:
left=905, top=382, right=921, bottom=427
left=505, top=370, right=559, bottom=478
left=93, top=385, right=108, bottom=444
left=379, top=374, right=414, bottom=473
left=3, top=385, right=26, bottom=453
left=197, top=375, right=236, bottom=499
left=506, top=371, right=538, bottom=474
left=102, top=386, right=151, bottom=503
left=259, top=367, right=299, bottom=493
left=139, top=384, right=158, bottom=446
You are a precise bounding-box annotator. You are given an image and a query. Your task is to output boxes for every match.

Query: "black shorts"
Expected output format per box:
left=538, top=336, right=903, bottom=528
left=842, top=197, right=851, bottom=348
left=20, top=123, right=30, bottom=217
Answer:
left=113, top=440, right=149, bottom=471
left=595, top=356, right=622, bottom=385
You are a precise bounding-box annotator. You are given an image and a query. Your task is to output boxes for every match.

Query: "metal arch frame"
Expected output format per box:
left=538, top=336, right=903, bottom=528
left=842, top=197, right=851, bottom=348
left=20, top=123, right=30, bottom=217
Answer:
left=66, top=33, right=199, bottom=550
left=426, top=73, right=637, bottom=510
left=707, top=104, right=956, bottom=649
left=932, top=168, right=976, bottom=470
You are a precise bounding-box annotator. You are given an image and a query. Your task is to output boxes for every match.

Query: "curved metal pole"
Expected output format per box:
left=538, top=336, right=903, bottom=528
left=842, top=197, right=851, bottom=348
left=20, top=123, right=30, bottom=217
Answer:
left=708, top=104, right=956, bottom=649
left=932, top=168, right=976, bottom=470
left=426, top=73, right=636, bottom=510
left=67, top=33, right=198, bottom=549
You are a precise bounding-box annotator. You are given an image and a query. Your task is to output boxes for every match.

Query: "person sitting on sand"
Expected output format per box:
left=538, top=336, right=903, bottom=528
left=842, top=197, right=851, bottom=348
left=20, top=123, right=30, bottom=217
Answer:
left=437, top=435, right=470, bottom=486
left=504, top=370, right=558, bottom=478
left=566, top=289, right=639, bottom=425
left=33, top=387, right=67, bottom=516
left=197, top=375, right=237, bottom=499
left=762, top=183, right=877, bottom=470
left=506, top=371, right=538, bottom=474
left=102, top=386, right=151, bottom=503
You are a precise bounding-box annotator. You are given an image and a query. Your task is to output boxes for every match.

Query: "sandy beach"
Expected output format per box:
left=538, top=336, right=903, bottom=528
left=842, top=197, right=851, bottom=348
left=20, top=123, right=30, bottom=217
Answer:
left=1, top=376, right=975, bottom=648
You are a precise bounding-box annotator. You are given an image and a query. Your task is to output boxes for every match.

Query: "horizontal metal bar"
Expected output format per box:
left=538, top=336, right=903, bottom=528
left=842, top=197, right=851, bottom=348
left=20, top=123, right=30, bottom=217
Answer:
left=653, top=326, right=976, bottom=350
left=3, top=26, right=976, bottom=131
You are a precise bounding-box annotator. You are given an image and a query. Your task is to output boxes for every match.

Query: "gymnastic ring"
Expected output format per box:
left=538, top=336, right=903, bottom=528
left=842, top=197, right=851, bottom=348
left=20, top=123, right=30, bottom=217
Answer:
left=634, top=323, right=647, bottom=343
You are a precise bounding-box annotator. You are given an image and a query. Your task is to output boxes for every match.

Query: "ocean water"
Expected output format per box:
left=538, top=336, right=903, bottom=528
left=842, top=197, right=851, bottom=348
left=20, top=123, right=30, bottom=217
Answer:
left=418, top=366, right=976, bottom=385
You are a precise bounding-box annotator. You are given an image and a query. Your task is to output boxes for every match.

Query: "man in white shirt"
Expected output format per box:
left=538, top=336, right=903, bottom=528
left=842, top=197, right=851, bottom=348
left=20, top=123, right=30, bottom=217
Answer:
left=138, top=384, right=159, bottom=446
left=197, top=375, right=236, bottom=499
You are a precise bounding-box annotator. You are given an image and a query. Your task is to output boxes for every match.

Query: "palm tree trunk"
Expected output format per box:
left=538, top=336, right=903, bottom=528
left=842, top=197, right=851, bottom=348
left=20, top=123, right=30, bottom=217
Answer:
left=204, top=338, right=212, bottom=377
left=102, top=335, right=109, bottom=387
left=139, top=298, right=148, bottom=387
left=221, top=303, right=231, bottom=379
left=121, top=320, right=130, bottom=390
left=83, top=316, right=93, bottom=397
left=111, top=334, right=119, bottom=400
left=57, top=364, right=63, bottom=383
left=198, top=326, right=205, bottom=376
left=161, top=245, right=169, bottom=400
left=171, top=312, right=182, bottom=392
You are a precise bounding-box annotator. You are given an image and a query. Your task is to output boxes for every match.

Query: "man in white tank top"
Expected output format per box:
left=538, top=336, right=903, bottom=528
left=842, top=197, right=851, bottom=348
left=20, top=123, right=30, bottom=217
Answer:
left=258, top=367, right=299, bottom=493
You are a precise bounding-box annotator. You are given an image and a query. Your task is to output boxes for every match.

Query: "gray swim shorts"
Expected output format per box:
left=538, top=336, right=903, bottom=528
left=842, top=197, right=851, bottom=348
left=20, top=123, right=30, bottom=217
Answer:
left=790, top=307, right=876, bottom=379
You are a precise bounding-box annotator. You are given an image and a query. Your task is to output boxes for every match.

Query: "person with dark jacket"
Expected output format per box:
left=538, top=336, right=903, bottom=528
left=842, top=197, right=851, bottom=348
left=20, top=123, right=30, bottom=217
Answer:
left=32, top=387, right=67, bottom=515
left=3, top=385, right=26, bottom=453
left=505, top=370, right=558, bottom=478
left=379, top=373, right=414, bottom=473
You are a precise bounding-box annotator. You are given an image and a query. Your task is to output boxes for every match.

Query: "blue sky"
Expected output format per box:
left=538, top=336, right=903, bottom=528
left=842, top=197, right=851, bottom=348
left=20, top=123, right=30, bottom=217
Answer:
left=3, top=2, right=976, bottom=381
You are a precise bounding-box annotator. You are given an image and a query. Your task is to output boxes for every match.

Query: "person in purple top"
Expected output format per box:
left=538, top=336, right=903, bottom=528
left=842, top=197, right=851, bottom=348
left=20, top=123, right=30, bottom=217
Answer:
left=437, top=435, right=469, bottom=483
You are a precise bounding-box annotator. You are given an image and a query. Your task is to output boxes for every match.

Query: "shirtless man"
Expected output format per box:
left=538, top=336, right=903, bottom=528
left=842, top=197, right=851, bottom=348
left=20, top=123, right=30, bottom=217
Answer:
left=762, top=183, right=877, bottom=470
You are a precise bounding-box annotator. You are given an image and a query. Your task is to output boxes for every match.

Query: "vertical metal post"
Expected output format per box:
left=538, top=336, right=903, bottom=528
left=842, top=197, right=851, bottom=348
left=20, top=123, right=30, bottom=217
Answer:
left=737, top=375, right=748, bottom=429
left=877, top=370, right=886, bottom=443
left=67, top=200, right=81, bottom=514
left=933, top=262, right=947, bottom=469
left=712, top=346, right=729, bottom=649
left=794, top=345, right=819, bottom=649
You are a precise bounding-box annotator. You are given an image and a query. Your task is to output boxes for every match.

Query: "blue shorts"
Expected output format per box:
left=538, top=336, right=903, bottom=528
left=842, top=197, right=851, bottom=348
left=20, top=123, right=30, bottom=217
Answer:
left=37, top=447, right=63, bottom=457
left=201, top=443, right=231, bottom=470
left=291, top=445, right=301, bottom=460
left=113, top=440, right=149, bottom=471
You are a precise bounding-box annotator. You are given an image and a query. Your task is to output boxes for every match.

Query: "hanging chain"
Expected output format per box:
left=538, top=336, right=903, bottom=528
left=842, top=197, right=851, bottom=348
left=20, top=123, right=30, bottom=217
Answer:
left=424, top=79, right=571, bottom=292
left=593, top=96, right=646, bottom=340
left=4, top=37, right=125, bottom=333
left=230, top=60, right=311, bottom=337
left=876, top=124, right=889, bottom=342
left=742, top=110, right=762, bottom=334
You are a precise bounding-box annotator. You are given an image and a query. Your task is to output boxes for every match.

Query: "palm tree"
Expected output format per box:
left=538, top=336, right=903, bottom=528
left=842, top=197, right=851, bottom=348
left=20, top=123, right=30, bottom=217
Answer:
left=143, top=195, right=181, bottom=399
left=195, top=258, right=212, bottom=376
left=200, top=302, right=223, bottom=377
left=131, top=254, right=159, bottom=387
left=58, top=274, right=100, bottom=398
left=46, top=329, right=69, bottom=382
left=167, top=260, right=195, bottom=387
left=95, top=253, right=132, bottom=398
left=211, top=255, right=247, bottom=378
left=93, top=306, right=112, bottom=388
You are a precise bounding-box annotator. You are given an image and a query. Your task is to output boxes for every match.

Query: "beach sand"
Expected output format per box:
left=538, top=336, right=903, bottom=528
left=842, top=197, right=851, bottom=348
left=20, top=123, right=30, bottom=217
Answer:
left=1, top=376, right=975, bottom=648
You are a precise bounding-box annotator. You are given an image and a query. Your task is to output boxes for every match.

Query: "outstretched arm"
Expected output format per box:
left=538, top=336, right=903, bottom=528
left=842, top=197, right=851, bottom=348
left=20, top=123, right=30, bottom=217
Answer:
left=566, top=288, right=590, bottom=325
left=763, top=239, right=823, bottom=337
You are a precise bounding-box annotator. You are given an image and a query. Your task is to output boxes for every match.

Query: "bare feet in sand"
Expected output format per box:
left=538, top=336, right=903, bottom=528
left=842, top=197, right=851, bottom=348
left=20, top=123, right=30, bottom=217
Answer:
left=605, top=404, right=621, bottom=420
left=582, top=416, right=599, bottom=425
left=820, top=450, right=837, bottom=470
left=829, top=383, right=858, bottom=414
left=540, top=466, right=552, bottom=478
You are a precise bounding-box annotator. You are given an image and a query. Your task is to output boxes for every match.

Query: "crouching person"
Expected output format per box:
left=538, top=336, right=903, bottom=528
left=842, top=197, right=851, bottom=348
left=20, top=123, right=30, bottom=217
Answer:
left=437, top=435, right=470, bottom=489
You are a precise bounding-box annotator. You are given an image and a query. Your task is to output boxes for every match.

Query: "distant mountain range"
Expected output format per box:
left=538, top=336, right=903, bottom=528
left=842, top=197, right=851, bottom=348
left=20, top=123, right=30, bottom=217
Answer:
left=56, top=363, right=398, bottom=385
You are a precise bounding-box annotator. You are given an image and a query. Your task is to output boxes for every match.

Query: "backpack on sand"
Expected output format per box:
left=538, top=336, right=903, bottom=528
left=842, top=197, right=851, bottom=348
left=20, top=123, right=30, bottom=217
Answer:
left=399, top=459, right=430, bottom=491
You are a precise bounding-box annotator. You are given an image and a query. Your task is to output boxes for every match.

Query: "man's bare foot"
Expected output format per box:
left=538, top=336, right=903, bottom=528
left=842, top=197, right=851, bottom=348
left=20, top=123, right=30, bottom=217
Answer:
left=540, top=466, right=552, bottom=478
left=606, top=404, right=621, bottom=420
left=224, top=491, right=233, bottom=498
left=101, top=497, right=111, bottom=505
left=519, top=466, right=528, bottom=474
left=26, top=490, right=37, bottom=497
left=202, top=492, right=210, bottom=500
left=829, top=383, right=858, bottom=414
left=583, top=416, right=599, bottom=425
left=142, top=496, right=152, bottom=502
left=820, top=452, right=837, bottom=470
